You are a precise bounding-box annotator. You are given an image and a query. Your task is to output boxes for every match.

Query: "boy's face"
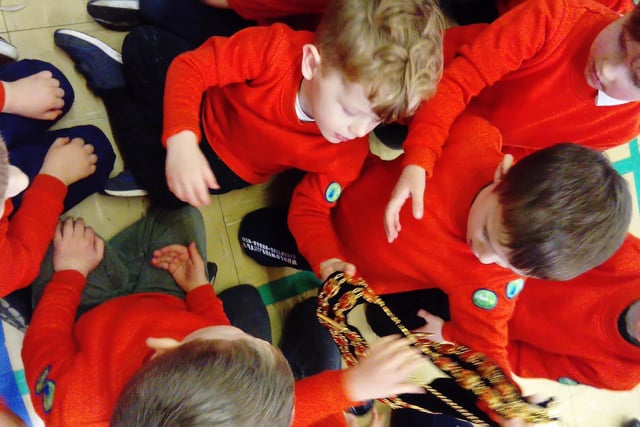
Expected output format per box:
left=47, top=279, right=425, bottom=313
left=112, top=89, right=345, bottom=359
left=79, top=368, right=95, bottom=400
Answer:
left=466, top=183, right=513, bottom=269
left=585, top=13, right=640, bottom=101
left=466, top=155, right=524, bottom=274
left=300, top=45, right=382, bottom=143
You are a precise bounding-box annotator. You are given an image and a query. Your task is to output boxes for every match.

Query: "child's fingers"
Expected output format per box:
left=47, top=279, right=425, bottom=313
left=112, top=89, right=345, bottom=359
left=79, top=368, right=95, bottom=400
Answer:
left=82, top=143, right=95, bottom=154
left=187, top=241, right=203, bottom=262
left=94, top=235, right=105, bottom=258
left=411, top=186, right=424, bottom=220
left=61, top=216, right=75, bottom=236
left=51, top=137, right=70, bottom=147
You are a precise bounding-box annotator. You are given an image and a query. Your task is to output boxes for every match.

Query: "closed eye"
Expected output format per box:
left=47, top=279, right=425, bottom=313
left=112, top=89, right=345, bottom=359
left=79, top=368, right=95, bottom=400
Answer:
left=482, top=224, right=490, bottom=242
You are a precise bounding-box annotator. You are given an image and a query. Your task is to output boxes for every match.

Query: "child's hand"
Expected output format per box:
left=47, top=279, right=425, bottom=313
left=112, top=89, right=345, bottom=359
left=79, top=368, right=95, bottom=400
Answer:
left=166, top=131, right=220, bottom=207
left=1, top=71, right=65, bottom=120
left=384, top=165, right=426, bottom=243
left=39, top=137, right=97, bottom=185
left=413, top=309, right=445, bottom=343
left=151, top=242, right=208, bottom=293
left=345, top=407, right=385, bottom=427
left=53, top=217, right=104, bottom=277
left=319, top=257, right=357, bottom=281
left=344, top=335, right=425, bottom=402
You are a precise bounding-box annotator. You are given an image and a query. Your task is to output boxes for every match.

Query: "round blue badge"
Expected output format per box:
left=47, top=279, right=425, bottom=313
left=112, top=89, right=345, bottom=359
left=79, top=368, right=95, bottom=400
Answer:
left=325, top=182, right=342, bottom=203
left=557, top=377, right=579, bottom=385
left=505, top=278, right=525, bottom=299
left=472, top=289, right=498, bottom=310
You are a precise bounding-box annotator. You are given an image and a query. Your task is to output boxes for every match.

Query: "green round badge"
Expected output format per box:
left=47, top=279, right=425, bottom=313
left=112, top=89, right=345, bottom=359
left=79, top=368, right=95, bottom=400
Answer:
left=472, top=289, right=498, bottom=310
left=505, top=278, right=525, bottom=299
left=325, top=182, right=342, bottom=203
left=557, top=377, right=579, bottom=385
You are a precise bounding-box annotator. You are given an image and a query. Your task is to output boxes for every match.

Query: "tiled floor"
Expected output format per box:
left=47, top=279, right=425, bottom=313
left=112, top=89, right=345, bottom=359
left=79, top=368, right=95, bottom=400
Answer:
left=3, top=0, right=640, bottom=425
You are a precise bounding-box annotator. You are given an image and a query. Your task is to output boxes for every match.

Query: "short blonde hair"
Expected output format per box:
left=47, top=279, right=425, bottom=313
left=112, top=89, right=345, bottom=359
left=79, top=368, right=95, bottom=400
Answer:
left=315, top=0, right=444, bottom=123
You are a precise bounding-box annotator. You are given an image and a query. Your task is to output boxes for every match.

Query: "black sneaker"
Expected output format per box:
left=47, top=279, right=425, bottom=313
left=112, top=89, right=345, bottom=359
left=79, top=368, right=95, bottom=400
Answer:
left=53, top=29, right=125, bottom=95
left=0, top=36, right=18, bottom=64
left=207, top=262, right=218, bottom=285
left=103, top=170, right=148, bottom=197
left=87, top=0, right=142, bottom=31
left=347, top=400, right=374, bottom=416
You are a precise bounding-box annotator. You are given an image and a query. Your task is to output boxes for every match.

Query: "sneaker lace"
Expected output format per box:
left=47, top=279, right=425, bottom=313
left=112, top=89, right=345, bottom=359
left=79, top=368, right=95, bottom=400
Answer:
left=0, top=0, right=29, bottom=12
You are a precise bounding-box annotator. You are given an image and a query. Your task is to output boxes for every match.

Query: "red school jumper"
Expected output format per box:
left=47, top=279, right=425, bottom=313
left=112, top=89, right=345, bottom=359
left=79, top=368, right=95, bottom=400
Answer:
left=508, top=234, right=640, bottom=391
left=403, top=0, right=640, bottom=176
left=163, top=23, right=369, bottom=189
left=0, top=174, right=66, bottom=297
left=22, top=272, right=355, bottom=427
left=290, top=114, right=521, bottom=377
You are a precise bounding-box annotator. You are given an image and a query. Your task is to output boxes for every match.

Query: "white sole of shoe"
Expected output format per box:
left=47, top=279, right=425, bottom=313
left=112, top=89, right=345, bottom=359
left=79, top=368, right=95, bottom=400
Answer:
left=89, top=0, right=139, bottom=9
left=55, top=29, right=123, bottom=64
left=104, top=189, right=149, bottom=197
left=0, top=42, right=18, bottom=61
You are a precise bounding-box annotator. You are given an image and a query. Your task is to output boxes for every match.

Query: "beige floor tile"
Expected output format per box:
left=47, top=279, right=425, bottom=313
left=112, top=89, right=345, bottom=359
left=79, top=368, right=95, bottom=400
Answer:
left=3, top=0, right=90, bottom=31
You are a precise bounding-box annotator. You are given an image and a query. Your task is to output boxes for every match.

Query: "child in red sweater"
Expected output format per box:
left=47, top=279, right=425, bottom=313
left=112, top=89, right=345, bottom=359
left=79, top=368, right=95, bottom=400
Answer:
left=55, top=0, right=444, bottom=209
left=284, top=113, right=631, bottom=424
left=384, top=0, right=640, bottom=242
left=161, top=0, right=443, bottom=208
left=508, top=233, right=640, bottom=391
left=0, top=130, right=99, bottom=300
left=22, top=206, right=423, bottom=427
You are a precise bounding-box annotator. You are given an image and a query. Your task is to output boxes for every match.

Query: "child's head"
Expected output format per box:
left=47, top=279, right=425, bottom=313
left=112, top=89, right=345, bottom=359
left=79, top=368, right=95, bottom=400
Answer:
left=299, top=0, right=444, bottom=143
left=467, top=143, right=631, bottom=280
left=585, top=4, right=640, bottom=101
left=111, top=326, right=295, bottom=427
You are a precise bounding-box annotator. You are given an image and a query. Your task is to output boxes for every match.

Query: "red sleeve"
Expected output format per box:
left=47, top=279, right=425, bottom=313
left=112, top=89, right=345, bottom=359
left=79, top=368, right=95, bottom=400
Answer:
left=185, top=284, right=231, bottom=325
left=497, top=0, right=633, bottom=15
left=162, top=24, right=295, bottom=146
left=288, top=172, right=349, bottom=275
left=402, top=0, right=566, bottom=176
left=0, top=174, right=66, bottom=297
left=292, top=370, right=355, bottom=427
left=22, top=270, right=85, bottom=393
left=227, top=0, right=326, bottom=20
left=0, top=81, right=5, bottom=112
left=443, top=284, right=515, bottom=378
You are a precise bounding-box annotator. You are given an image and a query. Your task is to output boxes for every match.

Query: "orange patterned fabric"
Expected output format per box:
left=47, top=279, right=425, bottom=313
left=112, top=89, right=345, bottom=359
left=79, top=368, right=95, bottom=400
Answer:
left=317, top=273, right=555, bottom=424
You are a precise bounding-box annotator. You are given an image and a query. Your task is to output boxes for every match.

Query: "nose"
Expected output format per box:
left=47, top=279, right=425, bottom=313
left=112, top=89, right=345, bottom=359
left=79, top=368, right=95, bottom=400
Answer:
left=600, top=56, right=626, bottom=84
left=350, top=118, right=376, bottom=138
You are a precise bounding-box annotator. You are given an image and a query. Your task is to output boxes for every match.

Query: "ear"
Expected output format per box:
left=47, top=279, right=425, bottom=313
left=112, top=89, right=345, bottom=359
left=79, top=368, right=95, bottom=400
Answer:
left=301, top=44, right=321, bottom=81
left=493, top=154, right=514, bottom=183
left=6, top=165, right=29, bottom=199
left=146, top=337, right=181, bottom=358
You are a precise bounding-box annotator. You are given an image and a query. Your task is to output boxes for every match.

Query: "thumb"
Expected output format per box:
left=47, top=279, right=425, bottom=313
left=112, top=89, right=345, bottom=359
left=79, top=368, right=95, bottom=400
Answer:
left=187, top=241, right=203, bottom=262
left=416, top=308, right=431, bottom=321
left=411, top=181, right=425, bottom=220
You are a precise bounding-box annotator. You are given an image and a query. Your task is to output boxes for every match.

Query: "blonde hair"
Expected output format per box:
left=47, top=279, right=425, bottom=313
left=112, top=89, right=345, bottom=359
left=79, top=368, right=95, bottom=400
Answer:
left=111, top=338, right=295, bottom=427
left=0, top=136, right=8, bottom=200
left=315, top=0, right=444, bottom=122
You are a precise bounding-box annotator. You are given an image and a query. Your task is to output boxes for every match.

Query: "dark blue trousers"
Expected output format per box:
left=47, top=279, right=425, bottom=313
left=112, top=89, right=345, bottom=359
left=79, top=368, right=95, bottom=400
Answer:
left=0, top=59, right=115, bottom=211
